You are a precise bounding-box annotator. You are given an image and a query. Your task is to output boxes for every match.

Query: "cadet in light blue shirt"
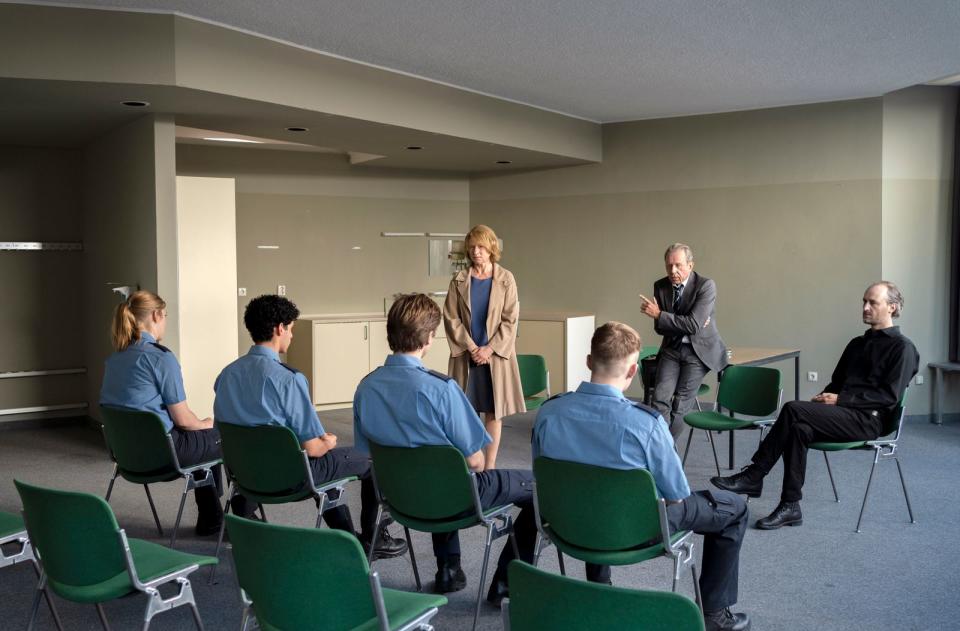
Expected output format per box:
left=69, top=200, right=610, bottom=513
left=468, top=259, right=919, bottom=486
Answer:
left=99, top=290, right=225, bottom=535
left=532, top=322, right=750, bottom=631
left=214, top=294, right=407, bottom=560
left=353, top=293, right=535, bottom=604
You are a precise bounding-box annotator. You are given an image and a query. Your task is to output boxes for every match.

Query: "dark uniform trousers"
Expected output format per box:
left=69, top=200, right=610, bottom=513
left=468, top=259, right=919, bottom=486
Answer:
left=752, top=401, right=882, bottom=502
left=170, top=426, right=225, bottom=522
left=308, top=446, right=379, bottom=540
left=432, top=469, right=536, bottom=582
left=653, top=345, right=711, bottom=440
left=586, top=489, right=748, bottom=613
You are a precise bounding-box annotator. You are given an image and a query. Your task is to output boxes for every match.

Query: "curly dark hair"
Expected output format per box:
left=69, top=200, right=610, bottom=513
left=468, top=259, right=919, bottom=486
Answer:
left=244, top=295, right=300, bottom=343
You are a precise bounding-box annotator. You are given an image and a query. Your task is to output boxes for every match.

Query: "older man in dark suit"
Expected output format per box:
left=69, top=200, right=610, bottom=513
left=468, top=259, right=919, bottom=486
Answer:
left=640, top=243, right=728, bottom=440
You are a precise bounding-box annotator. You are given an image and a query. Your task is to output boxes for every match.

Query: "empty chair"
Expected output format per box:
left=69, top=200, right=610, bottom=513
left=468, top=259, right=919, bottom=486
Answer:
left=517, top=354, right=551, bottom=410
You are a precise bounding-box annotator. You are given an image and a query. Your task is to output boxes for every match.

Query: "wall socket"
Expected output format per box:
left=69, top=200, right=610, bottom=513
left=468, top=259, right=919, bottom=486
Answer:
left=915, top=375, right=924, bottom=385
left=277, top=285, right=286, bottom=296
left=237, top=287, right=247, bottom=297
left=807, top=371, right=818, bottom=382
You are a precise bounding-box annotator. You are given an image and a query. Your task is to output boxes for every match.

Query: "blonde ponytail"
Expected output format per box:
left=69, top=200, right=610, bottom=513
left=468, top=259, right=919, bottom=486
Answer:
left=110, top=290, right=166, bottom=351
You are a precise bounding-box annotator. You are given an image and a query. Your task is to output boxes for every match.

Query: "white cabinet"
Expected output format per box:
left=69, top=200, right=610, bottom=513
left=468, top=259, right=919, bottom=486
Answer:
left=516, top=312, right=595, bottom=394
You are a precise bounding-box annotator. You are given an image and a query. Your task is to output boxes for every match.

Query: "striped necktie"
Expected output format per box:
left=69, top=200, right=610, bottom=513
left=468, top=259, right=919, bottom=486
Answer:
left=672, top=283, right=683, bottom=311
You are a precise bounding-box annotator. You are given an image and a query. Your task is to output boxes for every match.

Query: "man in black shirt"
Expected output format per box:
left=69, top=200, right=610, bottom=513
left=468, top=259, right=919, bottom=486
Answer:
left=711, top=281, right=919, bottom=529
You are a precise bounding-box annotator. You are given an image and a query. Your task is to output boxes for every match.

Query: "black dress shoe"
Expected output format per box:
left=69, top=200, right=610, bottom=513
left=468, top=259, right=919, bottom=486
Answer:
left=362, top=527, right=409, bottom=560
left=704, top=608, right=751, bottom=631
left=755, top=501, right=802, bottom=529
left=486, top=578, right=509, bottom=607
left=194, top=504, right=225, bottom=536
left=434, top=566, right=467, bottom=594
left=710, top=468, right=763, bottom=498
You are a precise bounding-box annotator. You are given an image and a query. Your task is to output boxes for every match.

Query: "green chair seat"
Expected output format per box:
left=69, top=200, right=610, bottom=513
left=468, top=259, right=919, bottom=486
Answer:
left=390, top=503, right=512, bottom=533
left=683, top=411, right=756, bottom=431
left=349, top=588, right=449, bottom=631
left=524, top=396, right=548, bottom=411
left=637, top=345, right=660, bottom=362
left=543, top=526, right=688, bottom=566
left=0, top=510, right=24, bottom=538
left=518, top=354, right=550, bottom=411
left=697, top=383, right=710, bottom=396
left=809, top=440, right=867, bottom=452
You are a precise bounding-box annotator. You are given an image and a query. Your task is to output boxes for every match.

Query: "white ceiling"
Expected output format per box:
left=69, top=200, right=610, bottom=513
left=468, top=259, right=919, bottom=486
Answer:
left=18, top=0, right=960, bottom=123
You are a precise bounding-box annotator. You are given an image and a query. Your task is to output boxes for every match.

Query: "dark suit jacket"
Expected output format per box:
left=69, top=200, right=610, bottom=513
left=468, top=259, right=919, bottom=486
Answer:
left=653, top=271, right=728, bottom=372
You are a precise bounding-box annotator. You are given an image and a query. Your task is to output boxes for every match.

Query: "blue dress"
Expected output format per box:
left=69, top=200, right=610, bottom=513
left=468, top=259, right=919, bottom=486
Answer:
left=466, top=276, right=495, bottom=414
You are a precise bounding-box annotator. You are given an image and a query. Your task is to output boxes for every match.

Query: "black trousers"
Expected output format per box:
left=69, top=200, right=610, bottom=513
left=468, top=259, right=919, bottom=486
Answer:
left=653, top=345, right=711, bottom=440
left=432, top=469, right=536, bottom=584
left=309, top=446, right=378, bottom=540
left=170, top=426, right=224, bottom=522
left=752, top=401, right=882, bottom=502
left=586, top=490, right=748, bottom=612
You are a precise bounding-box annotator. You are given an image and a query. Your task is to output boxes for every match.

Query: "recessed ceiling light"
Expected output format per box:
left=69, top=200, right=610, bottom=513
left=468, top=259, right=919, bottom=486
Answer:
left=202, top=137, right=263, bottom=144
left=351, top=246, right=362, bottom=250
left=496, top=160, right=512, bottom=164
left=121, top=100, right=150, bottom=107
left=405, top=145, right=423, bottom=150
left=286, top=126, right=309, bottom=132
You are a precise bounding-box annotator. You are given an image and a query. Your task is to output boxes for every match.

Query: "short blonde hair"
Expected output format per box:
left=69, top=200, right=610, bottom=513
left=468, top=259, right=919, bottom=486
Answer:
left=590, top=322, right=642, bottom=374
left=664, top=243, right=694, bottom=263
left=464, top=224, right=501, bottom=263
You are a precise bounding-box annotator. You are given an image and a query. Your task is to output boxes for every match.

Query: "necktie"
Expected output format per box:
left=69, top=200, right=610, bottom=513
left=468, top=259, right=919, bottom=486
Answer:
left=672, top=284, right=683, bottom=311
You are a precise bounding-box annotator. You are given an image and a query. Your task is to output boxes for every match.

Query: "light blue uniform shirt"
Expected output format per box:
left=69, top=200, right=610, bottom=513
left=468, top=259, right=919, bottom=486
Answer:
left=532, top=381, right=691, bottom=501
left=353, top=354, right=491, bottom=456
left=213, top=345, right=324, bottom=444
left=100, top=331, right=185, bottom=432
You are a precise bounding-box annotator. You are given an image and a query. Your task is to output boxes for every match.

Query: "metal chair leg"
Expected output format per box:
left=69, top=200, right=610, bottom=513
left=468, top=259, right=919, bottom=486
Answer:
left=557, top=550, right=565, bottom=576
left=404, top=526, right=422, bottom=591
left=258, top=504, right=267, bottom=522
left=707, top=431, right=721, bottom=477
left=105, top=465, right=120, bottom=501
left=170, top=478, right=191, bottom=547
left=671, top=557, right=679, bottom=592
left=690, top=562, right=703, bottom=612
left=26, top=574, right=46, bottom=631
left=855, top=450, right=881, bottom=533
left=143, top=484, right=165, bottom=537
left=314, top=494, right=327, bottom=529
left=28, top=561, right=65, bottom=631
left=682, top=429, right=694, bottom=467
left=367, top=506, right=384, bottom=565
left=822, top=452, right=839, bottom=502
left=894, top=457, right=916, bottom=523
left=95, top=602, right=112, bottom=631
left=209, top=484, right=235, bottom=584
left=189, top=602, right=206, bottom=631
left=473, top=525, right=496, bottom=631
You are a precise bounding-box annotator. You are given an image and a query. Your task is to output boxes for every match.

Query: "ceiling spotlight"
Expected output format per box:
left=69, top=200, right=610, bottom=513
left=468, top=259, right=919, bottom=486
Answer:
left=496, top=160, right=512, bottom=164
left=121, top=100, right=150, bottom=107
left=286, top=126, right=309, bottom=132
left=405, top=145, right=423, bottom=150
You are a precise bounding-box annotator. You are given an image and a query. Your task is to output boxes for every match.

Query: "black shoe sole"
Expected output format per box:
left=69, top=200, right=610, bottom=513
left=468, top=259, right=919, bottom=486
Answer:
left=755, top=518, right=802, bottom=530
left=371, top=546, right=409, bottom=560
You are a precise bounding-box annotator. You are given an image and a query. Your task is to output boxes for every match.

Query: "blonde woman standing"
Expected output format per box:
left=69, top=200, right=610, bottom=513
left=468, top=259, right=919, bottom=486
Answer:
left=444, top=225, right=525, bottom=469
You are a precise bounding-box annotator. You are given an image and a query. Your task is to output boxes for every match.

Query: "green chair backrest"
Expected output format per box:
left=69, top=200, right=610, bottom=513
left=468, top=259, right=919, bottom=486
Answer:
left=517, top=355, right=548, bottom=398
left=369, top=443, right=475, bottom=520
left=226, top=514, right=375, bottom=631
left=533, top=457, right=661, bottom=551
left=637, top=345, right=660, bottom=362
left=217, top=423, right=307, bottom=497
left=100, top=406, right=176, bottom=475
left=881, top=389, right=909, bottom=437
left=716, top=365, right=781, bottom=417
left=14, top=480, right=125, bottom=590
left=508, top=560, right=704, bottom=631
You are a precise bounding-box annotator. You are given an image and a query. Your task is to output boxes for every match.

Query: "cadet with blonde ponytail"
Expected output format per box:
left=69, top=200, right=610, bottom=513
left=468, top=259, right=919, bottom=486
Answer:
left=101, top=290, right=249, bottom=534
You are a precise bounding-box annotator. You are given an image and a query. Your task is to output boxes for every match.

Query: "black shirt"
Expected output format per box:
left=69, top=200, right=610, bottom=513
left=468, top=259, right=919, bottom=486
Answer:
left=825, top=326, right=919, bottom=414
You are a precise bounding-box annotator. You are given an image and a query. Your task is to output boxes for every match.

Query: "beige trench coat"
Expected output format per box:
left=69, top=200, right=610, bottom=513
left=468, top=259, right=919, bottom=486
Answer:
left=443, top=265, right=525, bottom=419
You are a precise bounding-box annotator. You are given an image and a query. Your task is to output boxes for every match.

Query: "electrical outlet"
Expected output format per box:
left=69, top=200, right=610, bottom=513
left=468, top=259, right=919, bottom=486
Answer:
left=807, top=371, right=818, bottom=382
left=238, top=287, right=247, bottom=297
left=915, top=375, right=924, bottom=385
left=277, top=285, right=286, bottom=296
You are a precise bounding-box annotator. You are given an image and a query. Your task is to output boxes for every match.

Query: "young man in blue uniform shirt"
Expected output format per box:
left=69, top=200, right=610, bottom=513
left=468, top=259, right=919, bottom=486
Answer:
left=353, top=293, right=535, bottom=603
left=213, top=294, right=407, bottom=559
left=533, top=322, right=750, bottom=631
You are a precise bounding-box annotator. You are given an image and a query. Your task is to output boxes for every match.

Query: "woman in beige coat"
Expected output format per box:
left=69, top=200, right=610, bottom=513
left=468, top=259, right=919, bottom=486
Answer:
left=444, top=225, right=524, bottom=469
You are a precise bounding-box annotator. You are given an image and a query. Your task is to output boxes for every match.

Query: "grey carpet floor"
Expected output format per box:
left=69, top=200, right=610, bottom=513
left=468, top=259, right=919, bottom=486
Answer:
left=1, top=411, right=958, bottom=630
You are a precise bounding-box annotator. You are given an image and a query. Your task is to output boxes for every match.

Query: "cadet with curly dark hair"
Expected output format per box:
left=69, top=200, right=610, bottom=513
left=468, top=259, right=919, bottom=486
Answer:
left=243, top=295, right=301, bottom=343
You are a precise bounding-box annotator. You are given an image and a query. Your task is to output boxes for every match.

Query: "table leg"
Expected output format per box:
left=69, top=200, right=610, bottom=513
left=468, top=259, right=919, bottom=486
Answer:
left=934, top=368, right=943, bottom=425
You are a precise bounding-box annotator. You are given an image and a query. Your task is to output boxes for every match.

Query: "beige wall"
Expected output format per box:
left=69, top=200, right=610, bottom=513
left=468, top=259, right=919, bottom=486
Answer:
left=0, top=146, right=86, bottom=419
left=471, top=99, right=885, bottom=402
left=82, top=115, right=177, bottom=421
left=882, top=86, right=959, bottom=416
left=176, top=145, right=470, bottom=353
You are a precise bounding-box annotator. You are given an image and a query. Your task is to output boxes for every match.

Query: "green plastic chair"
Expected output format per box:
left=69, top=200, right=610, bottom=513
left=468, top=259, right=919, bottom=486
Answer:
left=100, top=406, right=221, bottom=547
left=517, top=354, right=551, bottom=410
left=531, top=457, right=702, bottom=610
left=1, top=510, right=64, bottom=630
left=226, top=514, right=446, bottom=631
left=503, top=560, right=704, bottom=631
left=682, top=366, right=782, bottom=476
left=637, top=345, right=660, bottom=362
left=210, top=422, right=358, bottom=581
left=15, top=479, right=216, bottom=631
left=810, top=392, right=914, bottom=532
left=367, top=442, right=520, bottom=631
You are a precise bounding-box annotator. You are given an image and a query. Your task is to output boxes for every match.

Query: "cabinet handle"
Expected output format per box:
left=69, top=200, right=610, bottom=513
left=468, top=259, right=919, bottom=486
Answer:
left=364, top=325, right=368, bottom=340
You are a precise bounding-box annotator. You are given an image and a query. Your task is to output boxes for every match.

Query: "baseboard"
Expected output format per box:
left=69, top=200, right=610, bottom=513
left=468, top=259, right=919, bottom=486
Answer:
left=0, top=414, right=89, bottom=431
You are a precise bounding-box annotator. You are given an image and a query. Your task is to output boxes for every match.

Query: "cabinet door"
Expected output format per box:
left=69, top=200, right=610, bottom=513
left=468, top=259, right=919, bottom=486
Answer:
left=516, top=320, right=565, bottom=396
left=312, top=322, right=370, bottom=404
left=368, top=321, right=390, bottom=369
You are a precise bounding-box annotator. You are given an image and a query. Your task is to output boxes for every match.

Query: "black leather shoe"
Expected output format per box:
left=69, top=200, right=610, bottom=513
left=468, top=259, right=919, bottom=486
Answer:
left=704, top=608, right=751, bottom=631
left=194, top=504, right=225, bottom=536
left=710, top=468, right=763, bottom=498
left=755, top=501, right=802, bottom=529
left=362, top=528, right=409, bottom=560
left=434, top=566, right=467, bottom=594
left=486, top=578, right=509, bottom=607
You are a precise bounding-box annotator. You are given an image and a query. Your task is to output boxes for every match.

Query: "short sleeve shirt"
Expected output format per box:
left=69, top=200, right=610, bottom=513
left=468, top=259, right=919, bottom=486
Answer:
left=353, top=354, right=491, bottom=456
left=213, top=345, right=324, bottom=443
left=532, top=381, right=691, bottom=501
left=100, top=331, right=185, bottom=432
